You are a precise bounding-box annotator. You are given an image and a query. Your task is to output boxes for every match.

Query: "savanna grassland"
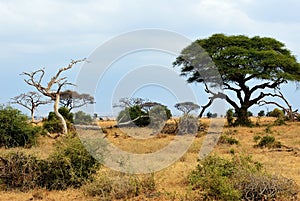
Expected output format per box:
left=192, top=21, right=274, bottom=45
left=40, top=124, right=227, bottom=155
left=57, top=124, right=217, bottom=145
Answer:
left=0, top=117, right=299, bottom=201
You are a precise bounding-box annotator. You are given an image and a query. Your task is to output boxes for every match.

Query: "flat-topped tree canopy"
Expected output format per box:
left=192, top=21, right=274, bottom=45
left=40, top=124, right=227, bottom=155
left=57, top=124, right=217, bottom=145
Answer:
left=174, top=33, right=300, bottom=126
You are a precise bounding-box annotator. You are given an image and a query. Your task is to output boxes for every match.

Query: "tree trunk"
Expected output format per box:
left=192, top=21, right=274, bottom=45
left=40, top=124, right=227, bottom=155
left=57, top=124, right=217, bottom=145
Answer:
left=234, top=107, right=252, bottom=126
left=54, top=94, right=68, bottom=134
left=31, top=108, right=35, bottom=123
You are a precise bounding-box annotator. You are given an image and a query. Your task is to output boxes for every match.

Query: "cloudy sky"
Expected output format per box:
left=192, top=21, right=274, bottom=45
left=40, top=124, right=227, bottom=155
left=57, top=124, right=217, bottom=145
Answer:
left=1, top=0, right=300, bottom=117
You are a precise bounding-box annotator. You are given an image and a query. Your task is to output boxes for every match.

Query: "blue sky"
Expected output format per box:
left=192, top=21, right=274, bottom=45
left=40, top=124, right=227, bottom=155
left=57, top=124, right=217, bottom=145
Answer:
left=1, top=0, right=300, bottom=117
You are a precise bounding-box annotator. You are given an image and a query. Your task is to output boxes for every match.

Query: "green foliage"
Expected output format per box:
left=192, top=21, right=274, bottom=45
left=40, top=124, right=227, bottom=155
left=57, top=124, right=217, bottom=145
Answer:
left=258, top=110, right=265, bottom=117
left=41, top=135, right=100, bottom=190
left=0, top=106, right=40, bottom=148
left=117, top=105, right=149, bottom=127
left=0, top=152, right=43, bottom=191
left=218, top=135, right=239, bottom=145
left=268, top=108, right=284, bottom=118
left=82, top=172, right=155, bottom=200
left=255, top=135, right=282, bottom=149
left=117, top=104, right=172, bottom=127
left=207, top=111, right=217, bottom=118
left=189, top=154, right=298, bottom=200
left=274, top=117, right=286, bottom=126
left=43, top=107, right=74, bottom=133
left=174, top=34, right=300, bottom=126
left=74, top=111, right=93, bottom=125
left=189, top=155, right=241, bottom=200
left=226, top=109, right=234, bottom=126
left=0, top=134, right=101, bottom=191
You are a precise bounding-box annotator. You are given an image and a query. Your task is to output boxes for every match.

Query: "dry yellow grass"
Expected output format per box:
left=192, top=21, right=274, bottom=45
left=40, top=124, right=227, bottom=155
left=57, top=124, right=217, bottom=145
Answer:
left=1, top=117, right=299, bottom=200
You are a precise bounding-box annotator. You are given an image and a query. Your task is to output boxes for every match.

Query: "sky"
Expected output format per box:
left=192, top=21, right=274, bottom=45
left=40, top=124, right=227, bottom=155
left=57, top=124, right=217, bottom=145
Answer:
left=1, top=0, right=300, bottom=117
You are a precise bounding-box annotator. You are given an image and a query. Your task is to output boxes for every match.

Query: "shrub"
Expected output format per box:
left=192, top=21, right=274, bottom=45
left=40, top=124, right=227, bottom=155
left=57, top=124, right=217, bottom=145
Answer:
left=274, top=117, right=286, bottom=126
left=0, top=152, right=43, bottom=191
left=226, top=109, right=234, bottom=126
left=189, top=154, right=298, bottom=200
left=189, top=155, right=241, bottom=200
left=0, top=106, right=40, bottom=148
left=0, top=134, right=101, bottom=191
left=82, top=172, right=155, bottom=200
left=255, top=135, right=282, bottom=149
left=117, top=104, right=172, bottom=127
left=268, top=108, right=284, bottom=118
left=43, top=107, right=74, bottom=133
left=117, top=106, right=150, bottom=127
left=258, top=110, right=265, bottom=117
left=218, top=135, right=239, bottom=145
left=41, top=135, right=101, bottom=190
left=74, top=111, right=93, bottom=125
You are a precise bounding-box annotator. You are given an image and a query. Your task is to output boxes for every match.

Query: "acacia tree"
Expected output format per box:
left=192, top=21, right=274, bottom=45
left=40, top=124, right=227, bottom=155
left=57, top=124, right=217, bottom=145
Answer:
left=59, top=90, right=95, bottom=111
left=174, top=34, right=300, bottom=126
left=174, top=102, right=200, bottom=115
left=22, top=59, right=85, bottom=134
left=11, top=91, right=51, bottom=122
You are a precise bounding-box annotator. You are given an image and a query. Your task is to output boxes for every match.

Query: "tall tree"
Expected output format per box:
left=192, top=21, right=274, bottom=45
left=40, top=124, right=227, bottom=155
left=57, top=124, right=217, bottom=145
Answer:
left=174, top=34, right=300, bottom=126
left=59, top=90, right=95, bottom=111
left=22, top=59, right=85, bottom=134
left=11, top=91, right=51, bottom=122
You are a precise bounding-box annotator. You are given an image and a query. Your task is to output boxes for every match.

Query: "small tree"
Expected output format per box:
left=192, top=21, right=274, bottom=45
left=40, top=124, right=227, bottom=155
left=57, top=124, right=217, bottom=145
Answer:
left=258, top=110, right=265, bottom=117
left=11, top=92, right=51, bottom=122
left=174, top=102, right=199, bottom=134
left=22, top=59, right=85, bottom=134
left=174, top=102, right=200, bottom=115
left=60, top=90, right=95, bottom=111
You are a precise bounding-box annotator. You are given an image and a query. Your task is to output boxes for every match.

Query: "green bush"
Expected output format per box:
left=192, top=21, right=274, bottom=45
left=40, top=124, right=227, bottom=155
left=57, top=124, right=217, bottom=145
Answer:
left=218, top=135, right=239, bottom=145
left=268, top=108, right=284, bottom=118
left=0, top=106, right=40, bottom=148
left=255, top=135, right=282, bottom=149
left=189, top=155, right=241, bottom=200
left=0, top=152, right=43, bottom=191
left=74, top=111, right=93, bottom=125
left=43, top=107, right=74, bottom=133
left=117, top=106, right=149, bottom=127
left=189, top=154, right=298, bottom=200
left=0, top=134, right=101, bottom=191
left=226, top=109, right=234, bottom=126
left=117, top=105, right=172, bottom=127
left=41, top=135, right=101, bottom=190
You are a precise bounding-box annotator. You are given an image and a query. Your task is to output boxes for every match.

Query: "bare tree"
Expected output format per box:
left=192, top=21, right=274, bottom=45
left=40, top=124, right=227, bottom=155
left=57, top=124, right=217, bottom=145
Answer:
left=11, top=92, right=51, bottom=122
left=22, top=59, right=85, bottom=134
left=259, top=91, right=298, bottom=121
left=59, top=90, right=95, bottom=111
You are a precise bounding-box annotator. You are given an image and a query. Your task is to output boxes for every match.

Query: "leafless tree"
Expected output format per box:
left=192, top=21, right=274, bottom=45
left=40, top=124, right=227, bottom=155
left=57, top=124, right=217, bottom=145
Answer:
left=60, top=90, right=95, bottom=111
left=22, top=59, right=85, bottom=134
left=11, top=92, right=51, bottom=122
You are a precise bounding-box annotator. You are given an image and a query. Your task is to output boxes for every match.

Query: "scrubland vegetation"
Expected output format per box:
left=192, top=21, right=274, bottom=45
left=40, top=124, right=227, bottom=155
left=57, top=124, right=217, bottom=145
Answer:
left=0, top=107, right=299, bottom=200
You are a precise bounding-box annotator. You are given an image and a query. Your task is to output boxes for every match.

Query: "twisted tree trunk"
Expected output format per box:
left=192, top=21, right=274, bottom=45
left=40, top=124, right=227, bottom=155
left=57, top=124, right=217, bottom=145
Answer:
left=54, top=93, right=67, bottom=134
